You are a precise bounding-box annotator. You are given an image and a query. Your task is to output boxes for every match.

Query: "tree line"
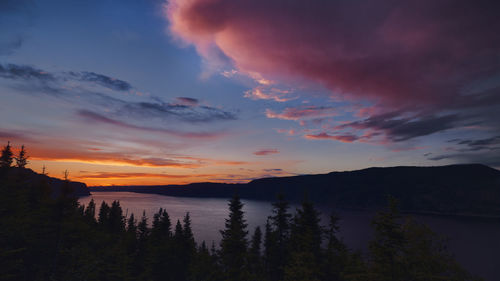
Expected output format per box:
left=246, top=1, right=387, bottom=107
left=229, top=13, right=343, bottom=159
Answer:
left=0, top=143, right=482, bottom=281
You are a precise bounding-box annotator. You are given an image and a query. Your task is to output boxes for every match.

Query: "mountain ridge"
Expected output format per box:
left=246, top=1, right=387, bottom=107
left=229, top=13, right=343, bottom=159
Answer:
left=89, top=164, right=500, bottom=217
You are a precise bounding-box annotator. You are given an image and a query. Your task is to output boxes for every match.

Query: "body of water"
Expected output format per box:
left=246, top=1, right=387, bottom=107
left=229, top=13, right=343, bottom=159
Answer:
left=79, top=192, right=500, bottom=281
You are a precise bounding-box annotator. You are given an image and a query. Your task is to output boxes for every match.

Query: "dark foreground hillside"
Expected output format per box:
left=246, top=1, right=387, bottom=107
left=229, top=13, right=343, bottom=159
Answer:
left=2, top=167, right=90, bottom=197
left=0, top=167, right=90, bottom=197
left=92, top=164, right=500, bottom=217
left=0, top=166, right=483, bottom=281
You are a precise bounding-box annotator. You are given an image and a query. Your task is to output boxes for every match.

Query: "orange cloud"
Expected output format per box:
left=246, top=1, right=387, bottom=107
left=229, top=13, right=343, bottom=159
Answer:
left=76, top=172, right=212, bottom=179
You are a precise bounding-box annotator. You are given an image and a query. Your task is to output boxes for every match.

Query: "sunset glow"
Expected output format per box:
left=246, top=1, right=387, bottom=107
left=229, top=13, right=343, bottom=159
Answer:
left=1, top=0, right=499, bottom=186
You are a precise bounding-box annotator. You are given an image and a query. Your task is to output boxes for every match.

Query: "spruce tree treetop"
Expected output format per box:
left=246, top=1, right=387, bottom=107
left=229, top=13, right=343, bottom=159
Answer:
left=15, top=145, right=28, bottom=168
left=220, top=194, right=249, bottom=281
left=127, top=213, right=137, bottom=234
left=183, top=212, right=196, bottom=251
left=138, top=210, right=149, bottom=239
left=269, top=193, right=292, bottom=244
left=109, top=200, right=125, bottom=233
left=0, top=141, right=13, bottom=169
left=174, top=219, right=184, bottom=238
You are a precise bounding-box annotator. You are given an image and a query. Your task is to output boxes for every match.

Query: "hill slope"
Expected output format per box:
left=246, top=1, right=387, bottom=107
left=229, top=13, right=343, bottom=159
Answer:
left=1, top=167, right=90, bottom=197
left=91, top=164, right=500, bottom=216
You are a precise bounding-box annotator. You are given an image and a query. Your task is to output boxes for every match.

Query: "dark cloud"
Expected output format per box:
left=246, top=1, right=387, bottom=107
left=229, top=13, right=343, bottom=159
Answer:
left=68, top=71, right=132, bottom=91
left=427, top=152, right=500, bottom=169
left=119, top=101, right=237, bottom=123
left=0, top=63, right=55, bottom=82
left=305, top=133, right=359, bottom=143
left=337, top=112, right=461, bottom=142
left=263, top=168, right=282, bottom=172
left=78, top=110, right=226, bottom=139
left=0, top=63, right=237, bottom=124
left=428, top=136, right=500, bottom=168
left=448, top=136, right=500, bottom=152
left=0, top=63, right=131, bottom=91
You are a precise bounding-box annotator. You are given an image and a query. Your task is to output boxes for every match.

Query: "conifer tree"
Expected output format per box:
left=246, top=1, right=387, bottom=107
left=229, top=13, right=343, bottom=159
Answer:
left=183, top=212, right=195, bottom=248
left=0, top=141, right=13, bottom=169
left=220, top=194, right=249, bottom=281
left=97, top=201, right=110, bottom=227
left=15, top=145, right=28, bottom=168
left=84, top=198, right=96, bottom=224
left=368, top=197, right=406, bottom=281
left=249, top=226, right=264, bottom=280
left=324, top=213, right=350, bottom=281
left=263, top=218, right=275, bottom=277
left=182, top=212, right=197, bottom=275
left=127, top=213, right=137, bottom=234
left=152, top=208, right=172, bottom=237
left=267, top=193, right=292, bottom=280
left=285, top=199, right=323, bottom=281
left=174, top=219, right=184, bottom=239
left=137, top=210, right=149, bottom=240
left=109, top=200, right=125, bottom=233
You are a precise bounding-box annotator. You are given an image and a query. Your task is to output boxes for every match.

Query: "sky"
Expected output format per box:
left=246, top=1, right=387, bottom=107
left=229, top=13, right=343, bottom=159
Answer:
left=1, top=0, right=499, bottom=186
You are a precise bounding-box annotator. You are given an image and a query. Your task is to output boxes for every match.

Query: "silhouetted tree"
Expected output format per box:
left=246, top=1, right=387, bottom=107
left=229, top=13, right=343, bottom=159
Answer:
left=220, top=194, right=249, bottom=281
left=249, top=226, right=264, bottom=280
left=97, top=201, right=110, bottom=227
left=109, top=200, right=125, bottom=233
left=137, top=210, right=149, bottom=240
left=285, top=199, right=323, bottom=281
left=15, top=145, right=28, bottom=168
left=368, top=197, right=406, bottom=281
left=0, top=141, right=13, bottom=169
left=83, top=198, right=96, bottom=224
left=127, top=213, right=137, bottom=234
left=190, top=241, right=223, bottom=281
left=183, top=212, right=196, bottom=250
left=367, top=198, right=481, bottom=281
left=323, top=213, right=351, bottom=281
left=266, top=193, right=292, bottom=280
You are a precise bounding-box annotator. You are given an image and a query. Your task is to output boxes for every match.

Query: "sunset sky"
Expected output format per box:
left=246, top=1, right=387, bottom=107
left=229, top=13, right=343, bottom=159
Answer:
left=1, top=0, right=499, bottom=186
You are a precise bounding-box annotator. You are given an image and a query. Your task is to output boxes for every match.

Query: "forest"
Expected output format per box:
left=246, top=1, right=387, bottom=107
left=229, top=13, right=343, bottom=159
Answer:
left=0, top=143, right=482, bottom=281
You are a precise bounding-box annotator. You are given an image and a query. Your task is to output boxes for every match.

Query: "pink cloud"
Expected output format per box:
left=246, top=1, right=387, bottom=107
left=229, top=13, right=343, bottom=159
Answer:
left=166, top=0, right=500, bottom=147
left=253, top=148, right=279, bottom=156
left=244, top=87, right=294, bottom=102
left=266, top=106, right=337, bottom=121
left=166, top=0, right=500, bottom=109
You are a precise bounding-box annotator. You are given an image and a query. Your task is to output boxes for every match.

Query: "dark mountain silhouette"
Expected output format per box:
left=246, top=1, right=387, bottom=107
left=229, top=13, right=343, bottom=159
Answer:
left=1, top=167, right=90, bottom=196
left=91, top=164, right=500, bottom=217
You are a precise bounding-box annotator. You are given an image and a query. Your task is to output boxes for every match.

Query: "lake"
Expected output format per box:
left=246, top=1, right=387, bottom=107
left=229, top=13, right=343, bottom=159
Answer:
left=79, top=192, right=500, bottom=281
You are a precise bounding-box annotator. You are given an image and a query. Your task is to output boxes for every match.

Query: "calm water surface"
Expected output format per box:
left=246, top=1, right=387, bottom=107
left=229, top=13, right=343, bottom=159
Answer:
left=79, top=192, right=500, bottom=281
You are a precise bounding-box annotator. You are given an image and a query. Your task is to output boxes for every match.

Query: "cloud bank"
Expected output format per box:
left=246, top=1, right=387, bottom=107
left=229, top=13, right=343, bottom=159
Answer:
left=166, top=0, right=500, bottom=106
left=166, top=0, right=500, bottom=147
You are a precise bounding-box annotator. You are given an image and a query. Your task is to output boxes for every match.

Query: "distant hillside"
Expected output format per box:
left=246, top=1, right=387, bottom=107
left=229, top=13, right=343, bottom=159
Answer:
left=90, top=164, right=500, bottom=217
left=1, top=167, right=90, bottom=197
